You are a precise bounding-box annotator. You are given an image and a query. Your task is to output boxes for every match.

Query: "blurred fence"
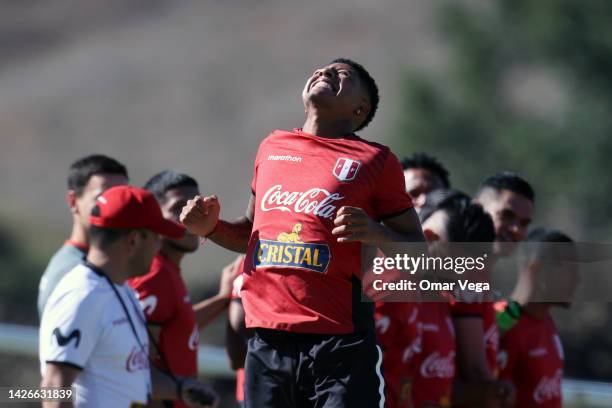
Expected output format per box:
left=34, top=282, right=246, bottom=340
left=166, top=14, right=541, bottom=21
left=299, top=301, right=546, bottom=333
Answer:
left=0, top=322, right=232, bottom=377
left=1, top=323, right=611, bottom=406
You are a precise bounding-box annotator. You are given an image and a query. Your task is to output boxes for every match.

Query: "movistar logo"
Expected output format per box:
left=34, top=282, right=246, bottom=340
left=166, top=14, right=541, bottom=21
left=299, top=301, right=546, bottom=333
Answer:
left=52, top=328, right=81, bottom=348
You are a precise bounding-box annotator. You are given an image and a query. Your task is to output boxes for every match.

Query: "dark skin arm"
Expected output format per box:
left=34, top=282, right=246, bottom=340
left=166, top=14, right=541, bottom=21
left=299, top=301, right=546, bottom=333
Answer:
left=181, top=194, right=254, bottom=253
left=225, top=299, right=251, bottom=370
left=452, top=317, right=515, bottom=407
left=332, top=206, right=425, bottom=243
left=193, top=256, right=243, bottom=328
left=453, top=317, right=492, bottom=381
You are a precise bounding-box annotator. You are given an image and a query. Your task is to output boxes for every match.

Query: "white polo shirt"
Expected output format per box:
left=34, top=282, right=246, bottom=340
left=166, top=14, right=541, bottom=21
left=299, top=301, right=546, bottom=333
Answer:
left=40, top=263, right=151, bottom=407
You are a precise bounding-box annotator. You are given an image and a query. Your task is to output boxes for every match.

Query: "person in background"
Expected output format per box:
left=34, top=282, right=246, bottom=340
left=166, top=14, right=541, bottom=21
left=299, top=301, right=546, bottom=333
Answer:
left=497, top=228, right=579, bottom=408
left=37, top=154, right=128, bottom=317
left=372, top=176, right=451, bottom=407
left=475, top=172, right=534, bottom=258
left=417, top=190, right=513, bottom=408
left=128, top=170, right=237, bottom=408
left=40, top=185, right=218, bottom=408
left=225, top=255, right=248, bottom=407
left=421, top=189, right=501, bottom=378
left=401, top=153, right=450, bottom=211
left=181, top=58, right=424, bottom=407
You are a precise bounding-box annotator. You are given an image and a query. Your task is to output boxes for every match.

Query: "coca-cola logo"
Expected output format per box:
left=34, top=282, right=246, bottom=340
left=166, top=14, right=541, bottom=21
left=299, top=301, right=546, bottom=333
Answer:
left=533, top=369, right=562, bottom=404
left=260, top=185, right=344, bottom=220
left=419, top=351, right=455, bottom=379
left=126, top=346, right=149, bottom=372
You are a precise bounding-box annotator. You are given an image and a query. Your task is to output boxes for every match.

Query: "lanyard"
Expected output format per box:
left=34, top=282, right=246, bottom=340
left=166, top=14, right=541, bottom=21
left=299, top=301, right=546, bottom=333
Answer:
left=84, top=262, right=181, bottom=386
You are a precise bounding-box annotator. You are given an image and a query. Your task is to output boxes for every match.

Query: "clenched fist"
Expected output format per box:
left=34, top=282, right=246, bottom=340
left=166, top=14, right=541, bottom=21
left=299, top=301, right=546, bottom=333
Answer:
left=180, top=195, right=221, bottom=237
left=332, top=206, right=384, bottom=243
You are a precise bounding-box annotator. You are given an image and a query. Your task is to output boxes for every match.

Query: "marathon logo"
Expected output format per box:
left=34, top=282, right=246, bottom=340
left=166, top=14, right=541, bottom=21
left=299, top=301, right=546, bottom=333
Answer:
left=253, top=223, right=331, bottom=273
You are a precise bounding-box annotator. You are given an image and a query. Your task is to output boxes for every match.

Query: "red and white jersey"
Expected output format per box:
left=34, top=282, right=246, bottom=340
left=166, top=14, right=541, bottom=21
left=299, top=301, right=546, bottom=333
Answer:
left=375, top=302, right=421, bottom=408
left=411, top=302, right=455, bottom=408
left=128, top=253, right=198, bottom=408
left=498, top=313, right=564, bottom=408
left=242, top=129, right=413, bottom=334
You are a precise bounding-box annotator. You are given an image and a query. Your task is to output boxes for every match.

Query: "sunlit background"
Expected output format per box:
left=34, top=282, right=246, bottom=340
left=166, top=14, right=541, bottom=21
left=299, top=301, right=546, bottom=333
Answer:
left=0, top=0, right=611, bottom=406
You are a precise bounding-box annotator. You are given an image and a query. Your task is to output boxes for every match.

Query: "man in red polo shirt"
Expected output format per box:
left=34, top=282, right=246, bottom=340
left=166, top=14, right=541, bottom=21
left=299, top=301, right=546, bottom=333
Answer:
left=181, top=58, right=424, bottom=407
left=129, top=171, right=236, bottom=408
left=374, top=153, right=449, bottom=407
left=417, top=189, right=514, bottom=408
left=497, top=228, right=579, bottom=408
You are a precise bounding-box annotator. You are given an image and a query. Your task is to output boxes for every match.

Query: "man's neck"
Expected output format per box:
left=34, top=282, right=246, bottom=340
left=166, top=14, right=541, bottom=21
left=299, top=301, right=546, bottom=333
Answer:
left=302, top=112, right=355, bottom=138
left=86, top=249, right=129, bottom=284
left=159, top=246, right=184, bottom=269
left=68, top=221, right=89, bottom=247
left=512, top=283, right=551, bottom=320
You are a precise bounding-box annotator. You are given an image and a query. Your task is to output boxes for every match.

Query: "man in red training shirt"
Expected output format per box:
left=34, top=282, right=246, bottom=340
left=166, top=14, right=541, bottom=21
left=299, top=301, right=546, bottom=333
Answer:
left=180, top=58, right=424, bottom=407
left=417, top=189, right=514, bottom=408
left=497, top=228, right=579, bottom=408
left=129, top=170, right=236, bottom=408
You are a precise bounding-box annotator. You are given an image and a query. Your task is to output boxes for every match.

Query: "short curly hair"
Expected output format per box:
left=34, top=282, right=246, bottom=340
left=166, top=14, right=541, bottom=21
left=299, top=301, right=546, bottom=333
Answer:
left=331, top=58, right=379, bottom=131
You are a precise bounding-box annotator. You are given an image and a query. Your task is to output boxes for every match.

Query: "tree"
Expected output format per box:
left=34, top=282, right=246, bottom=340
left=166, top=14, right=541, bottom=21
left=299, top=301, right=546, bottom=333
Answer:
left=395, top=0, right=612, bottom=240
left=394, top=0, right=612, bottom=380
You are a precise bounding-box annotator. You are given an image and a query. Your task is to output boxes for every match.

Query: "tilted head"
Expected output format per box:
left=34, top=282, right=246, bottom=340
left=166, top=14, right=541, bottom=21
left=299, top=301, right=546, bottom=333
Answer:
left=144, top=170, right=201, bottom=254
left=476, top=172, right=535, bottom=256
left=421, top=189, right=495, bottom=245
left=302, top=58, right=379, bottom=132
left=401, top=153, right=450, bottom=210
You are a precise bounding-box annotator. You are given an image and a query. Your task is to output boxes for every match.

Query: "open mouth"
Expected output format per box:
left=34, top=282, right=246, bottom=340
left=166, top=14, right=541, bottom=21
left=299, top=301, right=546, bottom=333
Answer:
left=311, top=79, right=337, bottom=93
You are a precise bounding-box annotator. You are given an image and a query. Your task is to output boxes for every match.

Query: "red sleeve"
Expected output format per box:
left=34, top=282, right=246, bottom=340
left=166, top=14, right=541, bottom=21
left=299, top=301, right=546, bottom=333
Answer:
left=128, top=271, right=177, bottom=325
left=371, top=150, right=413, bottom=220
left=498, top=326, right=521, bottom=382
left=250, top=138, right=268, bottom=194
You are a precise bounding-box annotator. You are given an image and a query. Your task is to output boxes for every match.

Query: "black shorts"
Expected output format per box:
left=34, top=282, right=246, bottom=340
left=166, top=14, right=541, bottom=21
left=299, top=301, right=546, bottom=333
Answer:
left=244, top=328, right=385, bottom=408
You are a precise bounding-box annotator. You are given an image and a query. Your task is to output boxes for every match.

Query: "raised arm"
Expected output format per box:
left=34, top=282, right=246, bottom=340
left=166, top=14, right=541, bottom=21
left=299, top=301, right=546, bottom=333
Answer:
left=193, top=256, right=244, bottom=328
left=181, top=194, right=254, bottom=253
